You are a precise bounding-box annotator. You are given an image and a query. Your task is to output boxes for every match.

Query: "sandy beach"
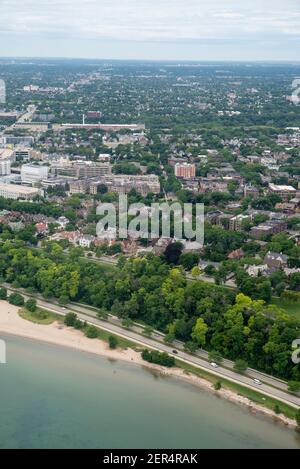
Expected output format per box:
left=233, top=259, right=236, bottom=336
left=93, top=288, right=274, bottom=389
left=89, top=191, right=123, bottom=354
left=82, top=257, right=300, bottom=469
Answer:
left=0, top=300, right=296, bottom=429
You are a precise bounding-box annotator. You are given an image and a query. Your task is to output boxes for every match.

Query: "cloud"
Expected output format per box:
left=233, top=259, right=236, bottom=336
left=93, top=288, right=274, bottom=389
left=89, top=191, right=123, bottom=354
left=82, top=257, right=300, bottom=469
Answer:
left=0, top=0, right=300, bottom=42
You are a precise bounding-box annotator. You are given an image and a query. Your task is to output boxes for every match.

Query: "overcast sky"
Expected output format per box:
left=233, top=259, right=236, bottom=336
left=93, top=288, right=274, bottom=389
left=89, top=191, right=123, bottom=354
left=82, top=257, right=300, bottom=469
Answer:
left=0, top=0, right=300, bottom=60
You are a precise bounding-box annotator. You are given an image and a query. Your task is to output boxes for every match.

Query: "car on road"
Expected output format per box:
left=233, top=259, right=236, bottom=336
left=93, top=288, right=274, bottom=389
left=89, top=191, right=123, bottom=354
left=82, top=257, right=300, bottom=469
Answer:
left=172, top=350, right=178, bottom=355
left=210, top=362, right=218, bottom=368
left=253, top=378, right=262, bottom=385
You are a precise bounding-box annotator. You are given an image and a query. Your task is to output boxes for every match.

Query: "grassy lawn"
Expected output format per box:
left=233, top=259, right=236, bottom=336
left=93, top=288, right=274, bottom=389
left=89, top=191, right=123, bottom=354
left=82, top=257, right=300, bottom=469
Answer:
left=176, top=360, right=297, bottom=420
left=92, top=327, right=140, bottom=350
left=271, top=298, right=300, bottom=319
left=80, top=256, right=117, bottom=272
left=19, top=308, right=63, bottom=325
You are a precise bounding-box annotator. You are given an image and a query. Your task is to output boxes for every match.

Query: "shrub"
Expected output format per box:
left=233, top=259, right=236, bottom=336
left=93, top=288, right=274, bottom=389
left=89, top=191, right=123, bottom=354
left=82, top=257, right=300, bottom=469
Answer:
left=214, top=381, right=222, bottom=391
left=274, top=405, right=281, bottom=415
left=0, top=287, right=7, bottom=300
left=108, top=335, right=118, bottom=349
left=64, top=312, right=77, bottom=327
left=233, top=359, right=248, bottom=374
left=25, top=298, right=37, bottom=312
left=141, top=349, right=175, bottom=367
left=9, top=293, right=24, bottom=307
left=85, top=326, right=98, bottom=339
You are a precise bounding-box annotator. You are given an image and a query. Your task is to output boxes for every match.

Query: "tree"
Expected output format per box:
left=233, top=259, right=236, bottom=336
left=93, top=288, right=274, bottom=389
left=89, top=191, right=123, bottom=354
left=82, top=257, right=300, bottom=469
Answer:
left=141, top=349, right=175, bottom=367
left=64, top=312, right=77, bottom=327
left=164, top=242, right=183, bottom=265
left=108, top=335, right=118, bottom=349
left=97, top=308, right=109, bottom=320
left=214, top=381, right=222, bottom=391
left=9, top=293, right=24, bottom=306
left=288, top=381, right=300, bottom=394
left=184, top=341, right=198, bottom=353
left=233, top=359, right=248, bottom=374
left=122, top=317, right=134, bottom=329
left=0, top=287, right=7, bottom=300
left=179, top=252, right=200, bottom=271
left=25, top=298, right=37, bottom=312
left=191, top=266, right=201, bottom=278
left=209, top=350, right=223, bottom=365
left=274, top=404, right=281, bottom=415
left=85, top=325, right=98, bottom=339
left=192, top=318, right=208, bottom=348
left=58, top=295, right=69, bottom=306
left=143, top=325, right=153, bottom=337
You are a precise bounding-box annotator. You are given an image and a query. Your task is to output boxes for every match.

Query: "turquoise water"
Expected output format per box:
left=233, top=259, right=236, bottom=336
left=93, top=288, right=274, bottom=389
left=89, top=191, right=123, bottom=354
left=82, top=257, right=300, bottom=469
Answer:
left=0, top=334, right=300, bottom=449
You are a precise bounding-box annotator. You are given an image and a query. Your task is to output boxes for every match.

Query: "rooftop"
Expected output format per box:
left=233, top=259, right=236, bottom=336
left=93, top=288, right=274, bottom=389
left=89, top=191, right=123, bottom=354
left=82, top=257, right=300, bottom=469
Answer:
left=0, top=183, right=39, bottom=194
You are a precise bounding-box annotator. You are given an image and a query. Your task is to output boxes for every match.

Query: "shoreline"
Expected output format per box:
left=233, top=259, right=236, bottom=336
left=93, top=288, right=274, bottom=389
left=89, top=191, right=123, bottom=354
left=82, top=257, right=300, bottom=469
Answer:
left=0, top=301, right=296, bottom=429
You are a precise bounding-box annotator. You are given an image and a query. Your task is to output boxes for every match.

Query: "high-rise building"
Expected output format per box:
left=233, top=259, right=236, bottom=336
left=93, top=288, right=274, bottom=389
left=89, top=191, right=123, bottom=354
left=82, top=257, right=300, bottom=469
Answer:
left=0, top=160, right=11, bottom=176
left=174, top=163, right=196, bottom=179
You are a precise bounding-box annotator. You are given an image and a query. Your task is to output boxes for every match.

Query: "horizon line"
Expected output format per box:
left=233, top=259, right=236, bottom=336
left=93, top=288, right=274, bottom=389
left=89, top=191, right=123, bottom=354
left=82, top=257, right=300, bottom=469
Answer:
left=1, top=56, right=300, bottom=64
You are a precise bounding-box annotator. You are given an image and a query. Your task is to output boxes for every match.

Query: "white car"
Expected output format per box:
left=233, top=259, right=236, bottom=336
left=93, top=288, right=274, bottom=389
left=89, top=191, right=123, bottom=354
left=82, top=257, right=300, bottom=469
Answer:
left=210, top=362, right=218, bottom=368
left=253, top=378, right=262, bottom=385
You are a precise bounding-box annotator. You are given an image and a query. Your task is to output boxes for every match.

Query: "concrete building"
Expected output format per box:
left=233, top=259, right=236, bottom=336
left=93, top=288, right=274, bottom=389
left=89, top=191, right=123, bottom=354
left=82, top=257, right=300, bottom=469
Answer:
left=174, top=163, right=196, bottom=179
left=0, top=148, right=15, bottom=162
left=268, top=183, right=297, bottom=201
left=168, top=157, right=189, bottom=167
left=21, top=164, right=49, bottom=184
left=244, top=185, right=260, bottom=199
left=51, top=161, right=112, bottom=178
left=90, top=174, right=160, bottom=196
left=229, top=214, right=251, bottom=232
left=0, top=160, right=11, bottom=176
left=250, top=220, right=287, bottom=239
left=61, top=123, right=145, bottom=131
left=14, top=147, right=31, bottom=162
left=0, top=183, right=39, bottom=200
left=69, top=179, right=90, bottom=194
left=199, top=178, right=228, bottom=193
left=2, top=136, right=35, bottom=146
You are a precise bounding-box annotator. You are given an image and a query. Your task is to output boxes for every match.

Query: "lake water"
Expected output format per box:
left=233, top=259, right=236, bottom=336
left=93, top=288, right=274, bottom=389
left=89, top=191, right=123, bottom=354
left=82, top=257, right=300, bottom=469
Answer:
left=0, top=334, right=300, bottom=449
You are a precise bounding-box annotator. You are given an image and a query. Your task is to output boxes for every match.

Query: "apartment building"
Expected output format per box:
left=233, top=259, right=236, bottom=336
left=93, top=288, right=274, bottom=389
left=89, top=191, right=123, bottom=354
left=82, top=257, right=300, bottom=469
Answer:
left=268, top=183, right=297, bottom=201
left=174, top=163, right=196, bottom=178
left=229, top=214, right=251, bottom=232
left=250, top=220, right=287, bottom=239
left=51, top=161, right=112, bottom=178
left=90, top=174, right=161, bottom=196
left=0, top=160, right=11, bottom=176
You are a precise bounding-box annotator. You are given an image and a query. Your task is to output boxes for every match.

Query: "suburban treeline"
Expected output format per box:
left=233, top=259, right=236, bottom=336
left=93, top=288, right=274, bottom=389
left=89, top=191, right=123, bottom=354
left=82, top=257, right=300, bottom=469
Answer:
left=0, top=239, right=299, bottom=380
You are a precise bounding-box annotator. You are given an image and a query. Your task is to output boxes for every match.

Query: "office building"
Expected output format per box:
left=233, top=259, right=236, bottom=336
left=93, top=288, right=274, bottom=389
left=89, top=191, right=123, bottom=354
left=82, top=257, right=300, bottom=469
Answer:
left=0, top=160, right=11, bottom=176
left=21, top=164, right=49, bottom=184
left=0, top=183, right=39, bottom=200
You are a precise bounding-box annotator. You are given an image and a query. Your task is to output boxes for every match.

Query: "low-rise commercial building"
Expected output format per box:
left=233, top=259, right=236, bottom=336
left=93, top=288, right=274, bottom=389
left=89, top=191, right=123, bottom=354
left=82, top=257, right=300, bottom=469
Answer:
left=0, top=183, right=40, bottom=200
left=268, top=183, right=296, bottom=201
